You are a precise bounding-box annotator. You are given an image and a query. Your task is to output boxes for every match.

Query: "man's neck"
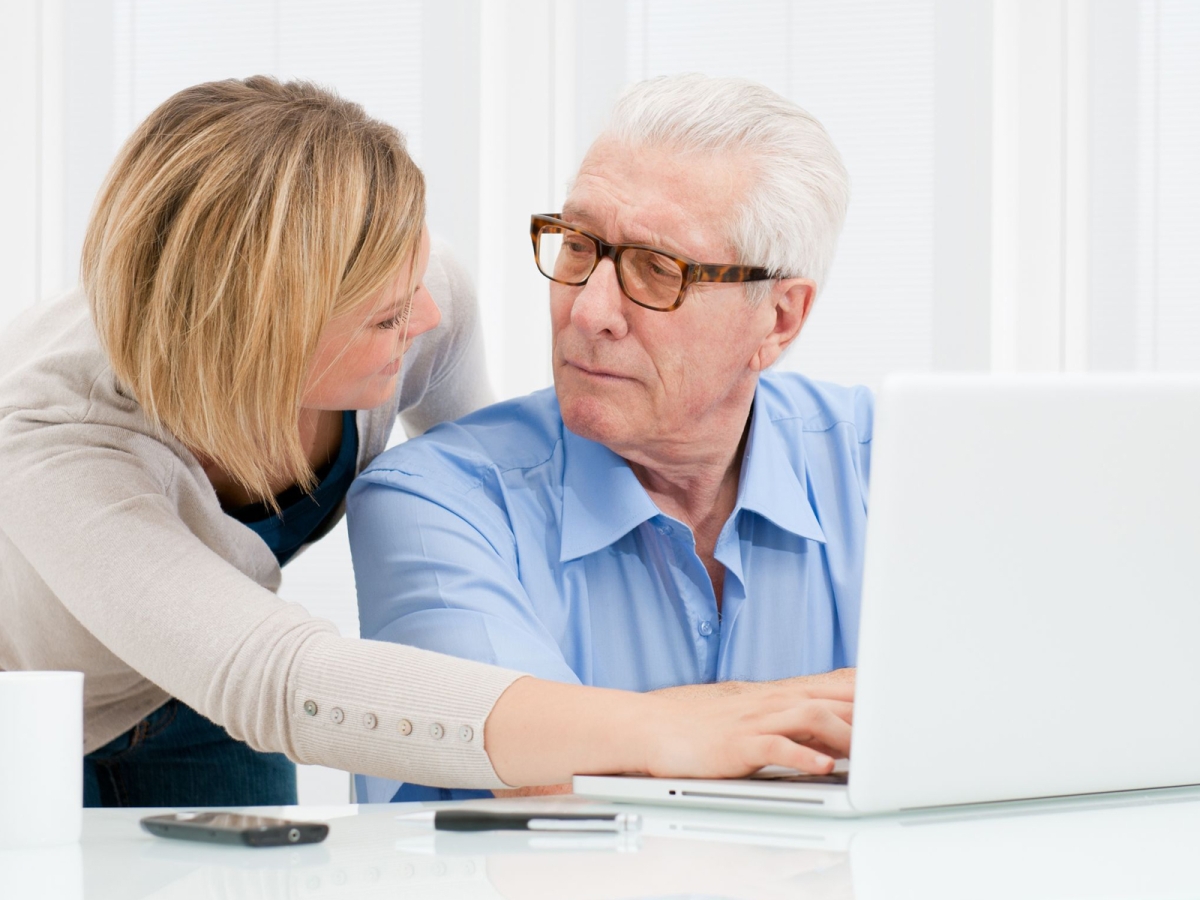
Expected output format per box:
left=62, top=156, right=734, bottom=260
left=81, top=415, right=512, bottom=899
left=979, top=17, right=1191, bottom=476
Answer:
left=625, top=429, right=748, bottom=538
left=625, top=415, right=749, bottom=614
left=620, top=385, right=756, bottom=580
left=619, top=374, right=757, bottom=526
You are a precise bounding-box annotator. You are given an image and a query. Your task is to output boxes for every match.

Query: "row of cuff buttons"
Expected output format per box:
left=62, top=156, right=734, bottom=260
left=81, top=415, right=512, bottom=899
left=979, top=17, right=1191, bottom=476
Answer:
left=302, top=700, right=474, bottom=742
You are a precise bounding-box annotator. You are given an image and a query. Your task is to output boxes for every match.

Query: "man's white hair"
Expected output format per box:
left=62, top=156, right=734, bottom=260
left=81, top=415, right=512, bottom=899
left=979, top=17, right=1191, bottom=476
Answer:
left=603, top=73, right=849, bottom=302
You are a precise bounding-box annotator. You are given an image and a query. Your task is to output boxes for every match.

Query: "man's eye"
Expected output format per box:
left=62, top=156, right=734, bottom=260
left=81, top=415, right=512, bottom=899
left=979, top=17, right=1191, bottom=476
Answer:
left=640, top=256, right=677, bottom=282
left=563, top=239, right=591, bottom=255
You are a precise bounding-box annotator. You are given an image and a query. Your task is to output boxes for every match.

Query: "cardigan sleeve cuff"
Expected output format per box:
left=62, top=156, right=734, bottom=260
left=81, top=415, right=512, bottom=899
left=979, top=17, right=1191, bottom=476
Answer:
left=287, top=633, right=526, bottom=790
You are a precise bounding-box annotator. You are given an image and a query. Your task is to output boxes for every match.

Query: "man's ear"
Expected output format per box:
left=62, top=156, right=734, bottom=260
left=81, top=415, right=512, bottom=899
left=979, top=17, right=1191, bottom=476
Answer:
left=750, top=278, right=817, bottom=372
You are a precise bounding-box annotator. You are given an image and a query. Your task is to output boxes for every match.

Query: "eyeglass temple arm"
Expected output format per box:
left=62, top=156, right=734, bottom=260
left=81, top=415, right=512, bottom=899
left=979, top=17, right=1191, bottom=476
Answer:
left=693, top=263, right=776, bottom=283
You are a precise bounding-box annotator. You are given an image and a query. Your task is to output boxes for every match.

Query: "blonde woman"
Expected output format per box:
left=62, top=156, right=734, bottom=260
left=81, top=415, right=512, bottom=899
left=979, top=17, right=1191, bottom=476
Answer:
left=0, top=77, right=852, bottom=808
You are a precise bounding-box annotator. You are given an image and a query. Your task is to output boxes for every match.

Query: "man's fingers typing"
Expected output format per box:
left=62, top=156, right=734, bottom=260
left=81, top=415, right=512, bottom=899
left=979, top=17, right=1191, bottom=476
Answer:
left=764, top=702, right=853, bottom=758
left=753, top=734, right=837, bottom=775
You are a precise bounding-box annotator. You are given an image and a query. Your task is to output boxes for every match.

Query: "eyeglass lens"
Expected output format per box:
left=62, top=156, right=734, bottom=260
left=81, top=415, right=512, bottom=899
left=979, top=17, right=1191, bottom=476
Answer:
left=536, top=226, right=682, bottom=310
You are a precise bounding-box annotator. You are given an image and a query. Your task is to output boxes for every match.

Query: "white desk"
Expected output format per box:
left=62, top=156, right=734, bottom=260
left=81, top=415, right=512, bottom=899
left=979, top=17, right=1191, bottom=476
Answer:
left=11, top=788, right=1200, bottom=899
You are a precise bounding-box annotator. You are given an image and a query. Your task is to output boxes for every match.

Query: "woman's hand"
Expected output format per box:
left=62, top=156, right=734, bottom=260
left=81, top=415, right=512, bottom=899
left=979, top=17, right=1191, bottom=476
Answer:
left=484, top=677, right=853, bottom=788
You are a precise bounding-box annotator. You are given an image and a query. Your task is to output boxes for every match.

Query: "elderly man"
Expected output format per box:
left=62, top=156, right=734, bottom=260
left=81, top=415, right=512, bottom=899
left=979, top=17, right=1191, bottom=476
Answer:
left=347, top=74, right=869, bottom=802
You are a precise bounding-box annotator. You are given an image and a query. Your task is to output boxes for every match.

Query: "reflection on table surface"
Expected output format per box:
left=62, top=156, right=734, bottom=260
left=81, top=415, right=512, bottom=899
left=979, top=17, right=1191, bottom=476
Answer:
left=49, top=786, right=1200, bottom=899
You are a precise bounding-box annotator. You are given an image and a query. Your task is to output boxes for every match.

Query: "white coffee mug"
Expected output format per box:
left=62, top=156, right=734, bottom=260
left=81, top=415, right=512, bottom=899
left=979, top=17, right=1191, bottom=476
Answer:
left=0, top=671, right=84, bottom=847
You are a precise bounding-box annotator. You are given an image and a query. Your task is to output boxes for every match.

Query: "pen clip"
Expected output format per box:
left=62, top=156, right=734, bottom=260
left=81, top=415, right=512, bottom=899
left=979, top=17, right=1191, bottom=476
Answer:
left=527, top=814, right=641, bottom=833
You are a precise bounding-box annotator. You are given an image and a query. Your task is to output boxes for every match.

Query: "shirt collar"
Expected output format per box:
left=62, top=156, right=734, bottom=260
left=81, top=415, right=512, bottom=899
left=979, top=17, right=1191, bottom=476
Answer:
left=559, top=425, right=661, bottom=563
left=558, top=384, right=826, bottom=563
left=733, top=385, right=827, bottom=544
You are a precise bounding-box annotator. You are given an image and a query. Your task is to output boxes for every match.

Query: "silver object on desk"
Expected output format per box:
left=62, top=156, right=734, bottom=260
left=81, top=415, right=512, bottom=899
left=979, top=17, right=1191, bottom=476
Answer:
left=578, top=374, right=1200, bottom=816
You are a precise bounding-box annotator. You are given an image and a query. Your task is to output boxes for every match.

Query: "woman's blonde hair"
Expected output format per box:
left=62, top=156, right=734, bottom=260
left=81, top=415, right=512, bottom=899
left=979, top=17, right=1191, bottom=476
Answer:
left=82, top=76, right=424, bottom=505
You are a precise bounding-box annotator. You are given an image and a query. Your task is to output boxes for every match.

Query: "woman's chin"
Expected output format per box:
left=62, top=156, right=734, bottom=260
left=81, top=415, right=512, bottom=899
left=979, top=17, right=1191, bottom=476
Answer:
left=370, top=373, right=403, bottom=406
left=338, top=382, right=398, bottom=412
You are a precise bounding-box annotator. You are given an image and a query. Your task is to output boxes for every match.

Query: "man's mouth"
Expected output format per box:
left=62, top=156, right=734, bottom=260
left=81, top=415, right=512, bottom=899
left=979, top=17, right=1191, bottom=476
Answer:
left=566, top=360, right=628, bottom=381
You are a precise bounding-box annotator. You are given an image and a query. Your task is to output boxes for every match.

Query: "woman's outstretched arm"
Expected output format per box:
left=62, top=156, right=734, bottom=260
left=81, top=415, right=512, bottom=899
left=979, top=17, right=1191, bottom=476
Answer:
left=485, top=676, right=853, bottom=786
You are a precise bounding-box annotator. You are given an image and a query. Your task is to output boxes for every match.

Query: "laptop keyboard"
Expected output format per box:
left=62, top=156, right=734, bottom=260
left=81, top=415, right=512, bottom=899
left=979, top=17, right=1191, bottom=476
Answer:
left=748, top=771, right=850, bottom=786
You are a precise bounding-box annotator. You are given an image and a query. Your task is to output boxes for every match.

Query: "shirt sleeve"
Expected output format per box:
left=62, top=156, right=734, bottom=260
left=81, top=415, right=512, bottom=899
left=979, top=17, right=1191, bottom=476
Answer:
left=396, top=239, right=494, bottom=438
left=0, top=409, right=524, bottom=789
left=347, top=468, right=582, bottom=685
left=854, top=384, right=874, bottom=509
left=347, top=464, right=581, bottom=803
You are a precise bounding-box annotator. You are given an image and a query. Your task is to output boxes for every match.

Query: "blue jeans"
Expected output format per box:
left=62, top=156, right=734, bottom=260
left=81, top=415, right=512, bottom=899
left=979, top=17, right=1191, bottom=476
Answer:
left=83, top=700, right=296, bottom=807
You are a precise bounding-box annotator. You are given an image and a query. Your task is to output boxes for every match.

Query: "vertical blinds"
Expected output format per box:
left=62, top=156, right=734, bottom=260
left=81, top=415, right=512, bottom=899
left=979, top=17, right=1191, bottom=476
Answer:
left=114, top=0, right=422, bottom=160
left=1137, top=0, right=1200, bottom=371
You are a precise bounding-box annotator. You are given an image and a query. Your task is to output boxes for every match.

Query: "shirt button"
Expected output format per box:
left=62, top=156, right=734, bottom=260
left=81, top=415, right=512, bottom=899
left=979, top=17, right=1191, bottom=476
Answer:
left=398, top=719, right=413, bottom=736
left=330, top=707, right=345, bottom=724
left=363, top=713, right=378, bottom=730
left=698, top=620, right=714, bottom=637
left=430, top=723, right=445, bottom=740
left=656, top=523, right=673, bottom=535
left=303, top=700, right=318, bottom=717
left=458, top=725, right=474, bottom=743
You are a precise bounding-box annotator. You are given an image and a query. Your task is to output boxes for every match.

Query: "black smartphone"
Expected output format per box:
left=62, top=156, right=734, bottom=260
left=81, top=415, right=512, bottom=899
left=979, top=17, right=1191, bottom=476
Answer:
left=139, top=812, right=329, bottom=847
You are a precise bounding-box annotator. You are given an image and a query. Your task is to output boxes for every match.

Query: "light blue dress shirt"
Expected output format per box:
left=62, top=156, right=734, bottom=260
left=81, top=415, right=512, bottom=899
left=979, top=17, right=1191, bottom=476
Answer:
left=347, top=372, right=873, bottom=802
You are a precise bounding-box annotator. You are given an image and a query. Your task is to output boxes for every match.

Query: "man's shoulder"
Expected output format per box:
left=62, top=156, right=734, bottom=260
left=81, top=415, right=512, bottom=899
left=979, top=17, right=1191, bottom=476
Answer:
left=360, top=387, right=565, bottom=487
left=759, top=370, right=874, bottom=442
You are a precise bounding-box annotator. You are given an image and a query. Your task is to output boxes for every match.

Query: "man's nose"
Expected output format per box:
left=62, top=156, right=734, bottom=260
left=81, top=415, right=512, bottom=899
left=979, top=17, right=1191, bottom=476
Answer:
left=568, top=258, right=629, bottom=338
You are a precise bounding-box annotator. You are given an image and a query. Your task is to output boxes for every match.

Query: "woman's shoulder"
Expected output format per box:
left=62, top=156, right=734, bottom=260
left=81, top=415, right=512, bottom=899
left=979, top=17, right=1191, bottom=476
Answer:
left=359, top=238, right=491, bottom=456
left=0, top=289, right=116, bottom=418
left=0, top=288, right=180, bottom=461
left=421, top=236, right=477, bottom=340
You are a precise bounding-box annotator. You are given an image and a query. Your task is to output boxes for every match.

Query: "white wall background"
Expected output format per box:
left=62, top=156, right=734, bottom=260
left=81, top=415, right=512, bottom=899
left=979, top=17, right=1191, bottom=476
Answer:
left=2, top=0, right=1197, bottom=802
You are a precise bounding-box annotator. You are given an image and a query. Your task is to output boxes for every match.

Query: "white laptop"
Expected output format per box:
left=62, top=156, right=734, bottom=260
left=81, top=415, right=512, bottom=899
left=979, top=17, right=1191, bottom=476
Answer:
left=576, top=374, right=1200, bottom=816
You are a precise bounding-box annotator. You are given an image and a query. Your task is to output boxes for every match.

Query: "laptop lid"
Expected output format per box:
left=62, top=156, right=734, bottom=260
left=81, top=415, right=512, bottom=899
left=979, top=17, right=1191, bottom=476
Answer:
left=847, top=374, right=1200, bottom=813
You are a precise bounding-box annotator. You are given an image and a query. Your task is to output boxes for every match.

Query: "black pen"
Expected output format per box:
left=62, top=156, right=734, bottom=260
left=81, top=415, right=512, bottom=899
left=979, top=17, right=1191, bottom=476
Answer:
left=398, top=809, right=642, bottom=833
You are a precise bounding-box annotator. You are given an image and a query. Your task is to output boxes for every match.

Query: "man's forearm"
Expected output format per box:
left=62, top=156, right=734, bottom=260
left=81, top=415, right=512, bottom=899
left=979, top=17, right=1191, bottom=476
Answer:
left=492, top=783, right=574, bottom=798
left=652, top=668, right=856, bottom=702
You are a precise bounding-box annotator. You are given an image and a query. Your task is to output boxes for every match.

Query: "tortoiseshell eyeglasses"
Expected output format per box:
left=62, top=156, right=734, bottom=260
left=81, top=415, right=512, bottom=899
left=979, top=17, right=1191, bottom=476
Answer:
left=530, top=214, right=775, bottom=312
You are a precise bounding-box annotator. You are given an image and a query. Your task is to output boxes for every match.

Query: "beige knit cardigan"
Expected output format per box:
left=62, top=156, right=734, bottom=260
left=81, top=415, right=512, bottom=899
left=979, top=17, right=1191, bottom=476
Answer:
left=0, top=241, right=523, bottom=789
